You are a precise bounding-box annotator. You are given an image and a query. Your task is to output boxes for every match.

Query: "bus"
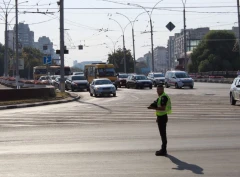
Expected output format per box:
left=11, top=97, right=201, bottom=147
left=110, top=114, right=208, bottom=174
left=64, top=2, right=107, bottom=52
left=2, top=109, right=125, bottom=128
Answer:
left=33, top=65, right=71, bottom=80
left=84, top=63, right=117, bottom=88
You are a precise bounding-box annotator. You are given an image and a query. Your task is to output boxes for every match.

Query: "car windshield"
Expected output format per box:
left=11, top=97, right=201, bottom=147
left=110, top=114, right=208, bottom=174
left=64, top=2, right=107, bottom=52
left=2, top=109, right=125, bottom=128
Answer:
left=74, top=72, right=83, bottom=75
left=119, top=74, right=128, bottom=78
left=154, top=74, right=164, bottom=77
left=97, top=68, right=115, bottom=77
left=135, top=76, right=147, bottom=80
left=35, top=69, right=47, bottom=74
left=95, top=80, right=112, bottom=85
left=39, top=76, right=47, bottom=80
left=72, top=76, right=86, bottom=80
left=175, top=72, right=189, bottom=78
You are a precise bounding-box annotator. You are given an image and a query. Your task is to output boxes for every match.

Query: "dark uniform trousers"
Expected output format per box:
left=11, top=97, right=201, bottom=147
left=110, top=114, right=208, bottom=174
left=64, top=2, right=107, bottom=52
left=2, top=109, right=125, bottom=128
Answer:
left=157, top=114, right=168, bottom=151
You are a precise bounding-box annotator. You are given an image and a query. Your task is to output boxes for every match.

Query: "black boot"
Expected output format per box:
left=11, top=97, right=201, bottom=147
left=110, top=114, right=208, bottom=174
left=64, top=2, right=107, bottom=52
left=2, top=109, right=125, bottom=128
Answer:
left=155, top=149, right=167, bottom=156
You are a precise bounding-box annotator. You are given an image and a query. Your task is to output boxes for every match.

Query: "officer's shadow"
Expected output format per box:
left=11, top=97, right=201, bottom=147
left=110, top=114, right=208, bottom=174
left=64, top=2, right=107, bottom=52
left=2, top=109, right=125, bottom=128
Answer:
left=167, top=154, right=204, bottom=174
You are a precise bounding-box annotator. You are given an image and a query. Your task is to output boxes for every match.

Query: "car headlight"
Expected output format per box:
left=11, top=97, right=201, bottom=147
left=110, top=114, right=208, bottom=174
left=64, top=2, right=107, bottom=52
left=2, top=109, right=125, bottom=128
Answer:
left=72, top=82, right=78, bottom=86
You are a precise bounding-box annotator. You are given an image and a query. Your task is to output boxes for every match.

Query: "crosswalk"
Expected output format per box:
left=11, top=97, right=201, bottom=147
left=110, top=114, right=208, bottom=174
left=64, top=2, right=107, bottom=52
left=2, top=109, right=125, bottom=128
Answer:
left=0, top=88, right=240, bottom=127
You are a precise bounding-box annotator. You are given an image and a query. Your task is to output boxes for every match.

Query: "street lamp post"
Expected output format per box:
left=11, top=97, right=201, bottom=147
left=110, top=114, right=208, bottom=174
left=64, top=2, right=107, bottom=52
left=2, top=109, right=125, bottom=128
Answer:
left=106, top=35, right=116, bottom=53
left=109, top=18, right=127, bottom=73
left=59, top=0, right=65, bottom=92
left=15, top=0, right=20, bottom=89
left=0, top=1, right=28, bottom=77
left=127, top=0, right=163, bottom=72
left=182, top=0, right=187, bottom=71
left=237, top=0, right=240, bottom=57
left=116, top=11, right=147, bottom=74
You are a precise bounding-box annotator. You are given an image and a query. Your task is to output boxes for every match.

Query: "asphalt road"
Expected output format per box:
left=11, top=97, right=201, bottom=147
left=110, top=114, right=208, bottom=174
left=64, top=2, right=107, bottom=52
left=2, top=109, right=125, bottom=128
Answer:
left=0, top=82, right=239, bottom=177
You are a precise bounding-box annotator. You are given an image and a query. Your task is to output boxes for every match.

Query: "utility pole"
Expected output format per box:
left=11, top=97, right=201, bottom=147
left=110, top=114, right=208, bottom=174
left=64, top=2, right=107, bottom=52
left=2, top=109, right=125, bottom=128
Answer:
left=4, top=13, right=8, bottom=76
left=183, top=7, right=187, bottom=71
left=132, top=28, right=136, bottom=73
left=181, top=0, right=187, bottom=71
left=59, top=0, right=65, bottom=92
left=109, top=18, right=127, bottom=73
left=123, top=35, right=126, bottom=73
left=150, top=18, right=154, bottom=72
left=237, top=0, right=240, bottom=57
left=12, top=35, right=15, bottom=76
left=15, top=0, right=20, bottom=89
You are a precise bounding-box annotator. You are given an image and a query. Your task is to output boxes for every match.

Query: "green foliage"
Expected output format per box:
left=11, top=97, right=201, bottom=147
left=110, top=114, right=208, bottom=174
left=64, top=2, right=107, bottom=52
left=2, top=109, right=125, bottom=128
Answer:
left=0, top=44, right=4, bottom=76
left=190, top=30, right=240, bottom=72
left=20, top=47, right=44, bottom=79
left=107, top=48, right=134, bottom=73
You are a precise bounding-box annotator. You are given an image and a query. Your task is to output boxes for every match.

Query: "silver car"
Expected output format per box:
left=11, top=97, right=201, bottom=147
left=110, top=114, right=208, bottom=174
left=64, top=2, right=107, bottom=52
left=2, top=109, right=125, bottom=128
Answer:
left=230, top=76, right=240, bottom=105
left=89, top=78, right=116, bottom=97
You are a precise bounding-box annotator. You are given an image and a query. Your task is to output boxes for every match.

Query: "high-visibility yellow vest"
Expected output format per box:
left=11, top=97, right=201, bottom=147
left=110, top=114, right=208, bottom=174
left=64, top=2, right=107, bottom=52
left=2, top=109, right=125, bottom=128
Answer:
left=156, top=92, right=172, bottom=116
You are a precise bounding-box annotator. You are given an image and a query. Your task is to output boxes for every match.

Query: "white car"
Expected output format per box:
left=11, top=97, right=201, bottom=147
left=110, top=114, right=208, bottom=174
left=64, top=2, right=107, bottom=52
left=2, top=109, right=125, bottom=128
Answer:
left=89, top=78, right=116, bottom=97
left=230, top=76, right=240, bottom=105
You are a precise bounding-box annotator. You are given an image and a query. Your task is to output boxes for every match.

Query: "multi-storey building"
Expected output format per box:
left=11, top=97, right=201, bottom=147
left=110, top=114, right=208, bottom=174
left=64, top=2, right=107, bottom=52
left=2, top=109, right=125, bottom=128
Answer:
left=34, top=36, right=60, bottom=64
left=153, top=46, right=167, bottom=72
left=174, top=27, right=210, bottom=59
left=15, top=23, right=34, bottom=48
left=167, top=36, right=175, bottom=70
left=8, top=23, right=35, bottom=50
left=143, top=52, right=152, bottom=71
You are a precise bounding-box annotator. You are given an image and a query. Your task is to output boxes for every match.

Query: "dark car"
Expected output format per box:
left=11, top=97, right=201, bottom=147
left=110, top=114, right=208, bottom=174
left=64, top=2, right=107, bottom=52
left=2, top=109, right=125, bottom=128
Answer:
left=65, top=75, right=89, bottom=92
left=116, top=73, right=128, bottom=88
left=126, top=74, right=153, bottom=89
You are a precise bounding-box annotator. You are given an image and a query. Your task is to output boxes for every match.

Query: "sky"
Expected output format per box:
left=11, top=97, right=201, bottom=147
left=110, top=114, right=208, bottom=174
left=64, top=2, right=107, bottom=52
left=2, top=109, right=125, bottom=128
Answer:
left=0, top=0, right=238, bottom=66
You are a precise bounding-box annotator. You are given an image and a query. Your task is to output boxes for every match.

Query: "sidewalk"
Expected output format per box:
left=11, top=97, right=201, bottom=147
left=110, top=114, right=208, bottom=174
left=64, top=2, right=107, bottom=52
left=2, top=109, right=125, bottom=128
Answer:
left=0, top=91, right=80, bottom=110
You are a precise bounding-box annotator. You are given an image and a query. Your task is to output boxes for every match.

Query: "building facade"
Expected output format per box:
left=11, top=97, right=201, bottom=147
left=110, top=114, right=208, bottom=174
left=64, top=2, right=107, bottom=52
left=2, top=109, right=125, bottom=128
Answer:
left=34, top=36, right=60, bottom=64
left=143, top=52, right=152, bottom=71
left=153, top=46, right=167, bottom=72
left=14, top=23, right=34, bottom=48
left=167, top=36, right=175, bottom=70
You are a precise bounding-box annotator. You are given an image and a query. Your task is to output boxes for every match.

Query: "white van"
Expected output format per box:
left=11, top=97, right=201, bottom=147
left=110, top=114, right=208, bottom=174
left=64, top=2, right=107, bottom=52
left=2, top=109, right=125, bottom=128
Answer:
left=165, top=70, right=194, bottom=89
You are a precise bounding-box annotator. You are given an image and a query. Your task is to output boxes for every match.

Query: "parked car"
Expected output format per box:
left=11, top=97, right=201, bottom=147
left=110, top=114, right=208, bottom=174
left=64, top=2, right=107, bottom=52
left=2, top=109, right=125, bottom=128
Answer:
left=165, top=70, right=194, bottom=89
left=116, top=73, right=128, bottom=88
left=147, top=72, right=165, bottom=87
left=230, top=76, right=240, bottom=105
left=38, top=76, right=50, bottom=82
left=126, top=74, right=153, bottom=89
left=65, top=75, right=89, bottom=91
left=89, top=78, right=116, bottom=97
left=53, top=76, right=68, bottom=89
left=48, top=76, right=58, bottom=85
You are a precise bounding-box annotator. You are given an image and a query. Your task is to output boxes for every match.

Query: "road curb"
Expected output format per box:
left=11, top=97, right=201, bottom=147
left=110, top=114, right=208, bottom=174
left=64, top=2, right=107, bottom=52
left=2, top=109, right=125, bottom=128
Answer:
left=0, top=93, right=80, bottom=110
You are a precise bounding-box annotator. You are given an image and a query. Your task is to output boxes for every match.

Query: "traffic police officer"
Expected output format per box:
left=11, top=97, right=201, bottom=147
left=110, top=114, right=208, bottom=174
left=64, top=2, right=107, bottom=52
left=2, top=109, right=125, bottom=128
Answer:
left=148, top=84, right=172, bottom=156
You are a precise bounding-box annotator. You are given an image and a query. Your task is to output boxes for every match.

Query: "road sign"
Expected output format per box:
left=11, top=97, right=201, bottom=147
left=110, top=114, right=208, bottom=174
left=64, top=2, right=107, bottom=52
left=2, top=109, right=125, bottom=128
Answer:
left=43, top=56, right=52, bottom=65
left=166, top=22, right=175, bottom=32
left=19, top=59, right=24, bottom=70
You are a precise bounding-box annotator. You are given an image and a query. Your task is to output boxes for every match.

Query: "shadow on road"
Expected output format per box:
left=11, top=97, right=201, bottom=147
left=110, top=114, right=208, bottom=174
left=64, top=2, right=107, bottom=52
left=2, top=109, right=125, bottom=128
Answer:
left=76, top=100, right=112, bottom=114
left=167, top=154, right=204, bottom=175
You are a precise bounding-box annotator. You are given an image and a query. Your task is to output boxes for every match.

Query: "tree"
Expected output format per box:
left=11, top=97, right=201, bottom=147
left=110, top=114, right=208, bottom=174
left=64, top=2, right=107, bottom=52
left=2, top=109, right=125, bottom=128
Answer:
left=20, top=47, right=44, bottom=79
left=107, top=48, right=134, bottom=73
left=0, top=44, right=4, bottom=76
left=190, top=30, right=240, bottom=72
